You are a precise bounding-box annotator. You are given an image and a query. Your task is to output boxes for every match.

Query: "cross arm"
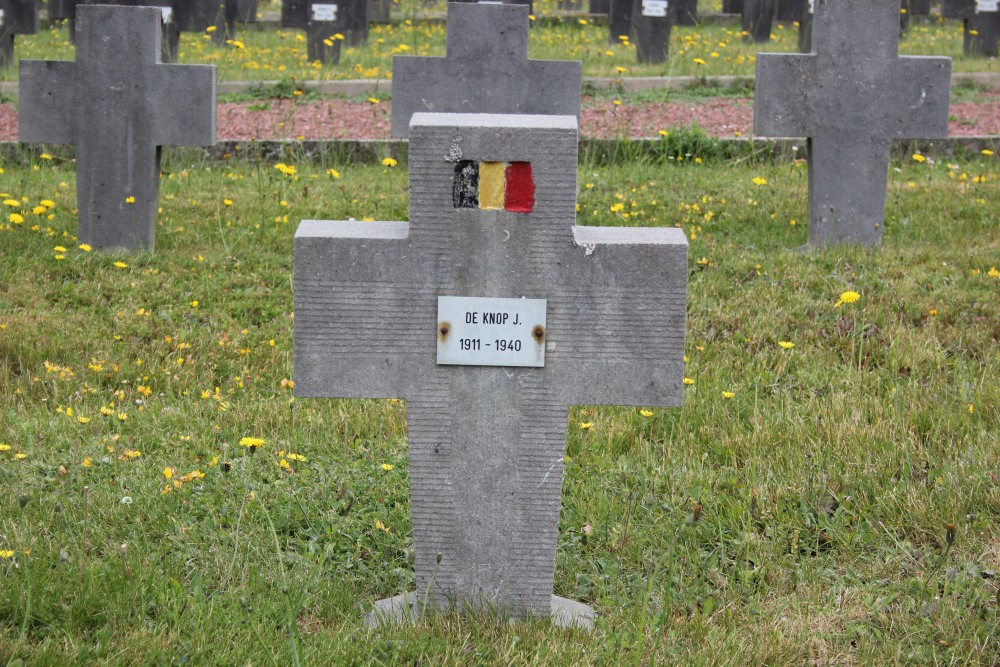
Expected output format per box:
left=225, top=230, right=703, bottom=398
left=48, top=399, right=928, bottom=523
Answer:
left=18, top=60, right=77, bottom=145
left=754, top=53, right=813, bottom=138
left=886, top=56, right=951, bottom=139
left=150, top=65, right=217, bottom=147
left=294, top=219, right=425, bottom=401
left=547, top=226, right=688, bottom=408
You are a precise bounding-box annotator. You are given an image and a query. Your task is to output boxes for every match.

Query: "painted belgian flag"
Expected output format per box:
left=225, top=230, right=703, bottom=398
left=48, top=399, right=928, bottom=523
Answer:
left=452, top=161, right=535, bottom=213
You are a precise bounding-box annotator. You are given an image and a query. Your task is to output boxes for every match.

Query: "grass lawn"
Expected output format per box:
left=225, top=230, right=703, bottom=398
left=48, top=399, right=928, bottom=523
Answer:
left=0, top=147, right=997, bottom=664
left=3, top=8, right=997, bottom=85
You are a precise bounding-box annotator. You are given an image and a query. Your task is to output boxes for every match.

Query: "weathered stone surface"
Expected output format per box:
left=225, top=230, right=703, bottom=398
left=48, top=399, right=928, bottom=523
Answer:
left=909, top=0, right=930, bottom=14
left=742, top=0, right=775, bottom=42
left=631, top=0, right=673, bottom=64
left=294, top=113, right=688, bottom=626
left=754, top=0, right=951, bottom=246
left=19, top=5, right=216, bottom=251
left=0, top=0, right=38, bottom=67
left=391, top=3, right=581, bottom=138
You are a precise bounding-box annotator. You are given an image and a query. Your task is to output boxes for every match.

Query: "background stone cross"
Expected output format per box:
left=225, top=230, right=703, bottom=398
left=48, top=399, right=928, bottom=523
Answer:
left=0, top=0, right=38, bottom=68
left=294, top=113, right=688, bottom=627
left=390, top=3, right=582, bottom=137
left=754, top=0, right=951, bottom=246
left=19, top=5, right=216, bottom=251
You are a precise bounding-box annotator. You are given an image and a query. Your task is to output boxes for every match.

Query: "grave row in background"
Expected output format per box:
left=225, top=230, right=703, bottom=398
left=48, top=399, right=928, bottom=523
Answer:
left=2, top=0, right=996, bottom=68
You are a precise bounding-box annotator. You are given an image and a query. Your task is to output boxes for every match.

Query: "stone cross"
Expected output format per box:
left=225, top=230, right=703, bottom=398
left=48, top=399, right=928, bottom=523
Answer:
left=608, top=0, right=634, bottom=43
left=966, top=1, right=999, bottom=57
left=48, top=0, right=82, bottom=42
left=280, top=0, right=347, bottom=63
left=294, top=113, right=688, bottom=628
left=742, top=0, right=775, bottom=42
left=0, top=0, right=37, bottom=68
left=19, top=5, right=216, bottom=251
left=754, top=0, right=951, bottom=246
left=630, top=0, right=673, bottom=64
left=390, top=3, right=582, bottom=138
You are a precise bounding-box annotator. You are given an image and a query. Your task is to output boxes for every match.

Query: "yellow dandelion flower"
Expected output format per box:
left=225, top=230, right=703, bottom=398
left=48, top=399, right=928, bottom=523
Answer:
left=0, top=550, right=14, bottom=559
left=113, top=261, right=128, bottom=269
left=982, top=149, right=994, bottom=156
left=0, top=444, right=10, bottom=451
left=125, top=450, right=141, bottom=458
left=382, top=157, right=398, bottom=168
left=639, top=409, right=654, bottom=417
left=834, top=290, right=861, bottom=308
left=9, top=213, right=24, bottom=224
left=326, top=168, right=340, bottom=179
left=911, top=154, right=926, bottom=163
left=82, top=457, right=92, bottom=468
left=578, top=422, right=593, bottom=430
left=381, top=463, right=394, bottom=471
left=79, top=244, right=92, bottom=252
left=287, top=452, right=307, bottom=462
left=15, top=452, right=28, bottom=460
left=77, top=416, right=91, bottom=424
left=752, top=176, right=768, bottom=186
left=683, top=377, right=695, bottom=385
left=163, top=467, right=174, bottom=479
left=722, top=391, right=735, bottom=399
left=987, top=267, right=999, bottom=279
left=239, top=437, right=265, bottom=448
left=778, top=341, right=795, bottom=349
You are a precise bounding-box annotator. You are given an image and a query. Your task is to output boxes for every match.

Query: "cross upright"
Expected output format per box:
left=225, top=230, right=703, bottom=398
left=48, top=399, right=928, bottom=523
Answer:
left=294, top=113, right=688, bottom=628
left=0, top=0, right=38, bottom=68
left=19, top=5, right=216, bottom=252
left=754, top=0, right=951, bottom=246
left=390, top=3, right=582, bottom=137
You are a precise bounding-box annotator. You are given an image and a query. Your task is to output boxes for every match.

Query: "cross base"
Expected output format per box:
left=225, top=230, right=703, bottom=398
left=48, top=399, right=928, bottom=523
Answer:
left=364, top=593, right=595, bottom=631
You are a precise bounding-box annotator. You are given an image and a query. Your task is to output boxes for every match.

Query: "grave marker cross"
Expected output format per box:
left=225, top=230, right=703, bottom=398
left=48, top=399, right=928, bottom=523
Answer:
left=294, top=113, right=688, bottom=627
left=754, top=0, right=950, bottom=246
left=19, top=5, right=216, bottom=251
left=390, top=3, right=581, bottom=137
left=0, top=0, right=38, bottom=68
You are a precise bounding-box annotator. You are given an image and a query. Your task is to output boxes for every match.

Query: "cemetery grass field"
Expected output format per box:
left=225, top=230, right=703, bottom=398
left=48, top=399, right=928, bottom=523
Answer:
left=3, top=12, right=998, bottom=84
left=0, top=146, right=998, bottom=664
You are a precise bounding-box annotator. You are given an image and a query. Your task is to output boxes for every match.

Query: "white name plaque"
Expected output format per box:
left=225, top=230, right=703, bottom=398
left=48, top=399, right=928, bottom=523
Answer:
left=642, top=0, right=668, bottom=17
left=311, top=3, right=338, bottom=21
left=160, top=7, right=174, bottom=22
left=0, top=10, right=6, bottom=23
left=976, top=0, right=998, bottom=13
left=437, top=296, right=546, bottom=368
left=808, top=0, right=815, bottom=13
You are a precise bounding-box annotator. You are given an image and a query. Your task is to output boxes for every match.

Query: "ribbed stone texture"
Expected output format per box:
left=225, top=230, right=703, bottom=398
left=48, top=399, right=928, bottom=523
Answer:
left=19, top=5, right=216, bottom=251
left=390, top=3, right=581, bottom=137
left=754, top=0, right=950, bottom=246
left=294, top=113, right=688, bottom=628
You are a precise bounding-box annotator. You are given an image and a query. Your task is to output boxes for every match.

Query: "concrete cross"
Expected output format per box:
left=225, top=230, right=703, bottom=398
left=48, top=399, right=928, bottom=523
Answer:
left=0, top=0, right=38, bottom=68
left=754, top=0, right=951, bottom=246
left=630, top=0, right=673, bottom=64
left=390, top=3, right=581, bottom=137
left=294, top=113, right=688, bottom=628
left=19, top=5, right=216, bottom=251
